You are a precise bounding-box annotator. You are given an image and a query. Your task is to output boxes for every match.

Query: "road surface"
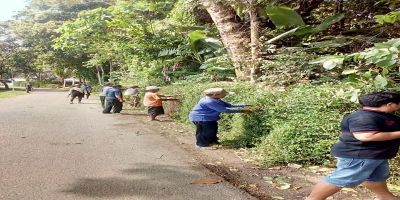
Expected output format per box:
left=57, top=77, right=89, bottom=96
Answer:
left=0, top=90, right=255, bottom=200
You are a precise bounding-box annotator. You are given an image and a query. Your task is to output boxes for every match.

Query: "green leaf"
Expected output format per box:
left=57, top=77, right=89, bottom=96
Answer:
left=293, top=14, right=344, bottom=36
left=293, top=25, right=314, bottom=35
left=314, top=13, right=345, bottom=32
left=350, top=90, right=360, bottom=102
left=376, top=58, right=397, bottom=67
left=264, top=7, right=305, bottom=28
left=363, top=71, right=372, bottom=79
left=382, top=67, right=389, bottom=75
left=374, top=75, right=388, bottom=88
left=375, top=11, right=400, bottom=25
left=375, top=38, right=400, bottom=48
left=323, top=60, right=336, bottom=70
left=188, top=30, right=207, bottom=48
left=342, top=69, right=358, bottom=75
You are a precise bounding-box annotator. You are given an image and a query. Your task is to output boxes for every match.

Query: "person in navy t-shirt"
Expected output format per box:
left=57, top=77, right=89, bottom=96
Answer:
left=307, top=92, right=400, bottom=200
left=189, top=88, right=252, bottom=148
left=103, top=85, right=124, bottom=114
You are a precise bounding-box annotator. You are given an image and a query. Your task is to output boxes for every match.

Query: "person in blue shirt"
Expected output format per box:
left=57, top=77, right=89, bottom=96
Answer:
left=189, top=88, right=252, bottom=148
left=81, top=83, right=92, bottom=99
left=99, top=82, right=113, bottom=108
left=103, top=85, right=124, bottom=114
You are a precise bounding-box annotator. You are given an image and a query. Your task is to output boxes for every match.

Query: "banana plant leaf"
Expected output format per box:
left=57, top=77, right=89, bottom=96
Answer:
left=264, top=7, right=305, bottom=28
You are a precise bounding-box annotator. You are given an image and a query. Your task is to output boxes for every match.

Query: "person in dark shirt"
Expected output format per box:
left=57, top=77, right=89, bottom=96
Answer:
left=102, top=85, right=123, bottom=114
left=189, top=88, right=252, bottom=149
left=25, top=83, right=33, bottom=93
left=306, top=92, right=400, bottom=200
left=68, top=83, right=84, bottom=104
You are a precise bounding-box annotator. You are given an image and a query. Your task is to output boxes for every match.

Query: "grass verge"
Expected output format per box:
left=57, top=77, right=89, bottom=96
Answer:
left=0, top=89, right=26, bottom=99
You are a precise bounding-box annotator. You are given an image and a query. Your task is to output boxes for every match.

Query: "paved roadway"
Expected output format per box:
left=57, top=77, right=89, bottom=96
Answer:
left=0, top=90, right=255, bottom=200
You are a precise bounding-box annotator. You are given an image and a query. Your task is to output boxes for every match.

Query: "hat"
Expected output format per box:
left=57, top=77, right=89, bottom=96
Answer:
left=146, top=86, right=159, bottom=91
left=204, top=88, right=227, bottom=95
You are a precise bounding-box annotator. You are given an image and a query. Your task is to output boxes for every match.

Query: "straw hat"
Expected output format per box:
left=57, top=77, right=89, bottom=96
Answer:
left=204, top=88, right=228, bottom=95
left=146, top=86, right=159, bottom=91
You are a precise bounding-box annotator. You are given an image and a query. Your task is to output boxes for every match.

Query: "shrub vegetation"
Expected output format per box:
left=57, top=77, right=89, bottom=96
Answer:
left=163, top=82, right=360, bottom=166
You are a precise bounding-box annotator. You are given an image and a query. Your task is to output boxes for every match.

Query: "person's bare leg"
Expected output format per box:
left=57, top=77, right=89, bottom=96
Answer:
left=306, top=182, right=341, bottom=200
left=363, top=181, right=399, bottom=200
left=149, top=114, right=159, bottom=121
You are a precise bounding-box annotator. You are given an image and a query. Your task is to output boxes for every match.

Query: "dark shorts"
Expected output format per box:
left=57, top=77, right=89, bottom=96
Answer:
left=148, top=106, right=164, bottom=116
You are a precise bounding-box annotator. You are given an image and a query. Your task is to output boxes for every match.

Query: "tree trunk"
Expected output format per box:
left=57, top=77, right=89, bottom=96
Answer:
left=100, top=65, right=105, bottom=83
left=249, top=3, right=262, bottom=82
left=96, top=66, right=103, bottom=85
left=109, top=61, right=113, bottom=79
left=199, top=0, right=251, bottom=80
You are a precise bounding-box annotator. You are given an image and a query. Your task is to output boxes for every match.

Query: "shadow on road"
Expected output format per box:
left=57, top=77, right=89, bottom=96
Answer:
left=62, top=163, right=208, bottom=198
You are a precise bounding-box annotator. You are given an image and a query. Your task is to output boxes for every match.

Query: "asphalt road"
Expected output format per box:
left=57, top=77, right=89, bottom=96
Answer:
left=0, top=90, right=255, bottom=200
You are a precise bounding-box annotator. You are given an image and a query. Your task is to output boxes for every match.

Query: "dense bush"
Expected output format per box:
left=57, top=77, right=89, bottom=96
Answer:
left=258, top=84, right=355, bottom=165
left=162, top=82, right=359, bottom=165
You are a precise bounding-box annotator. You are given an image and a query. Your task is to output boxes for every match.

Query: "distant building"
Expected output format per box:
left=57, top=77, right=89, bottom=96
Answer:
left=63, top=78, right=81, bottom=88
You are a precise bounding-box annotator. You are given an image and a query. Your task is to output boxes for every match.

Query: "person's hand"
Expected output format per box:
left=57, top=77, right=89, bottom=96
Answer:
left=242, top=110, right=253, bottom=114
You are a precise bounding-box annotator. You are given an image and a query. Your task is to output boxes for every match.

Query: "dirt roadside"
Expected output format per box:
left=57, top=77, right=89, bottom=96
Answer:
left=119, top=107, right=388, bottom=200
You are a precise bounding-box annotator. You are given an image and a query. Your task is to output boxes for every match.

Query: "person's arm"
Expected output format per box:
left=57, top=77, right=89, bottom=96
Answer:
left=349, top=116, right=400, bottom=142
left=205, top=100, right=245, bottom=113
left=158, top=94, right=175, bottom=98
left=155, top=93, right=177, bottom=101
left=231, top=103, right=252, bottom=107
left=219, top=99, right=250, bottom=108
left=115, top=91, right=123, bottom=102
left=353, top=131, right=400, bottom=142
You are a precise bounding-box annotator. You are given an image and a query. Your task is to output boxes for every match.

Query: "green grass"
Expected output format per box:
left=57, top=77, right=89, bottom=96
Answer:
left=0, top=90, right=26, bottom=99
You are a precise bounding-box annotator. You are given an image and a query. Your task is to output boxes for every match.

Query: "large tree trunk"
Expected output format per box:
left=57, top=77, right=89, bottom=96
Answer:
left=199, top=0, right=251, bottom=80
left=249, top=3, right=262, bottom=82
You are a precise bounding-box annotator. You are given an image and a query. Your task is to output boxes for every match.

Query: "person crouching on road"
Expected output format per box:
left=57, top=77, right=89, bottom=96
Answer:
left=103, top=84, right=124, bottom=114
left=99, top=82, right=113, bottom=108
left=68, top=83, right=84, bottom=104
left=189, top=88, right=252, bottom=148
left=143, top=86, right=177, bottom=121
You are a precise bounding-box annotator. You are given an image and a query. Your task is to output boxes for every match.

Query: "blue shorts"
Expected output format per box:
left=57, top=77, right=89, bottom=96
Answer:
left=324, top=157, right=390, bottom=188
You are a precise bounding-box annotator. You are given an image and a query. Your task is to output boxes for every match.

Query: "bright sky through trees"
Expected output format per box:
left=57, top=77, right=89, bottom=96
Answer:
left=0, top=0, right=28, bottom=21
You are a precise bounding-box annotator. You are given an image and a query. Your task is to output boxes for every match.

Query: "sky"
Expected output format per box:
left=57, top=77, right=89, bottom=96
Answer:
left=0, top=0, right=29, bottom=21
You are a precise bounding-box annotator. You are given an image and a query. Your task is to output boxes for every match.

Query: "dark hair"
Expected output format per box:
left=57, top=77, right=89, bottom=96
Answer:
left=359, top=92, right=400, bottom=107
